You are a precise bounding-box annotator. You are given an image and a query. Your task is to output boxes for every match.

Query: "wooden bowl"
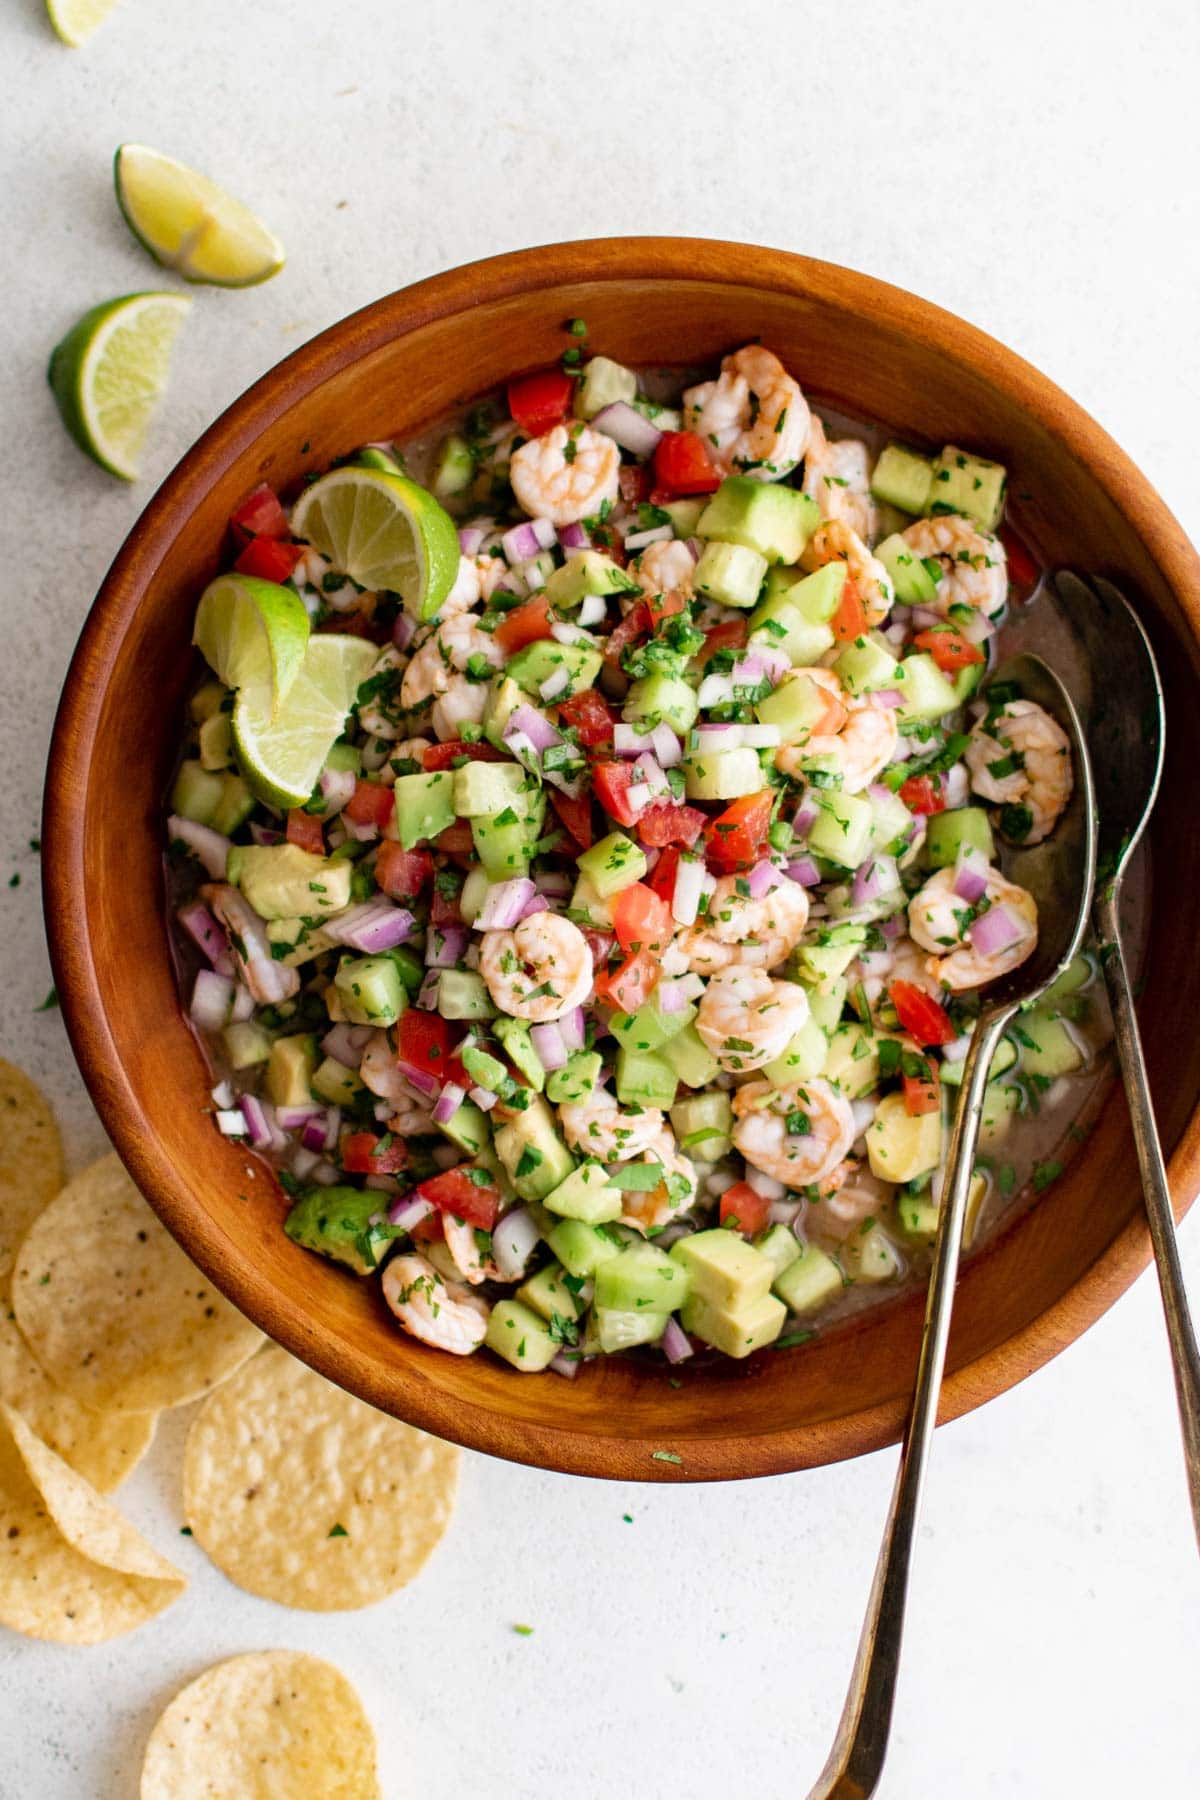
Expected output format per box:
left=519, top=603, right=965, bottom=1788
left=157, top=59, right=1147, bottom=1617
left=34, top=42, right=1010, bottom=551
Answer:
left=43, top=239, right=1200, bottom=1481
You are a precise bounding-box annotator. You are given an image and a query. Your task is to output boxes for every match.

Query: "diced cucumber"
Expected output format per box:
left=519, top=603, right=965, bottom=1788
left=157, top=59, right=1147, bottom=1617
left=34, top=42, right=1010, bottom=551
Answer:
left=624, top=672, right=699, bottom=734
left=333, top=953, right=409, bottom=1027
left=670, top=1228, right=775, bottom=1308
left=516, top=1260, right=582, bottom=1324
left=486, top=1299, right=558, bottom=1371
left=867, top=786, right=914, bottom=855
left=764, top=562, right=847, bottom=624
left=222, top=1020, right=273, bottom=1069
left=507, top=639, right=602, bottom=701
left=761, top=1014, right=829, bottom=1086
left=493, top=1094, right=574, bottom=1200
left=928, top=445, right=1007, bottom=533
left=755, top=670, right=834, bottom=743
left=493, top=1017, right=545, bottom=1092
left=482, top=674, right=525, bottom=751
left=171, top=758, right=224, bottom=825
left=430, top=432, right=475, bottom=502
left=546, top=1217, right=621, bottom=1278
left=615, top=1046, right=678, bottom=1110
left=839, top=1223, right=903, bottom=1284
left=393, top=770, right=457, bottom=851
left=471, top=782, right=545, bottom=878
left=453, top=760, right=528, bottom=818
left=576, top=831, right=646, bottom=899
left=659, top=1023, right=719, bottom=1089
left=772, top=1241, right=844, bottom=1314
left=198, top=710, right=233, bottom=771
left=546, top=1049, right=604, bottom=1105
left=312, top=1055, right=365, bottom=1106
left=1016, top=1009, right=1084, bottom=1080
left=754, top=1223, right=802, bottom=1280
left=544, top=549, right=639, bottom=608
left=594, top=1307, right=669, bottom=1353
left=874, top=533, right=938, bottom=604
left=210, top=771, right=256, bottom=836
left=834, top=633, right=903, bottom=696
left=568, top=871, right=613, bottom=928
left=694, top=540, right=768, bottom=609
left=924, top=806, right=995, bottom=868
left=682, top=746, right=764, bottom=801
left=1040, top=951, right=1092, bottom=1006
left=680, top=1289, right=785, bottom=1358
left=748, top=604, right=834, bottom=669
left=808, top=792, right=874, bottom=869
left=897, top=1195, right=940, bottom=1246
left=981, top=1081, right=1023, bottom=1144
left=632, top=398, right=681, bottom=433
left=940, top=1034, right=1017, bottom=1087
left=264, top=1034, right=317, bottom=1107
left=824, top=1022, right=900, bottom=1099
left=609, top=992, right=696, bottom=1055
left=870, top=442, right=935, bottom=516
left=543, top=1160, right=622, bottom=1225
left=595, top=1240, right=690, bottom=1313
left=895, top=652, right=960, bottom=726
left=462, top=1044, right=508, bottom=1092
left=459, top=866, right=492, bottom=925
left=795, top=924, right=868, bottom=988
left=669, top=1091, right=732, bottom=1161
left=807, top=979, right=848, bottom=1033
left=325, top=739, right=363, bottom=776
left=950, top=662, right=985, bottom=705
left=698, top=476, right=820, bottom=564
left=660, top=498, right=704, bottom=538
left=436, top=969, right=496, bottom=1020
left=866, top=1092, right=942, bottom=1183
left=575, top=355, right=637, bottom=420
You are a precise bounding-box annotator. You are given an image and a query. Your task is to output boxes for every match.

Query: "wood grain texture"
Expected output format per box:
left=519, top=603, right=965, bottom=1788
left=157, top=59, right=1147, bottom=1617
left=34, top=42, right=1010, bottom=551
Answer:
left=41, top=239, right=1200, bottom=1482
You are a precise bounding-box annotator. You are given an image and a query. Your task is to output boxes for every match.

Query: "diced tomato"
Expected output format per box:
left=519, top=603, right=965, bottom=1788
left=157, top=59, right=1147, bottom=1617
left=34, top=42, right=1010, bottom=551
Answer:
left=395, top=1009, right=467, bottom=1086
left=653, top=430, right=720, bottom=496
left=898, top=773, right=946, bottom=816
left=435, top=820, right=475, bottom=856
left=340, top=1132, right=409, bottom=1176
left=229, top=482, right=290, bottom=542
left=637, top=801, right=706, bottom=849
left=719, top=1180, right=771, bottom=1236
left=830, top=577, right=869, bottom=644
left=375, top=841, right=433, bottom=900
left=619, top=464, right=654, bottom=506
left=603, top=601, right=651, bottom=671
left=234, top=536, right=304, bottom=583
left=582, top=927, right=616, bottom=966
left=285, top=808, right=325, bottom=855
left=549, top=788, right=593, bottom=849
left=592, top=760, right=638, bottom=828
left=507, top=368, right=574, bottom=438
left=345, top=779, right=396, bottom=830
left=588, top=524, right=627, bottom=567
left=421, top=739, right=505, bottom=771
left=694, top=617, right=748, bottom=665
left=416, top=1165, right=501, bottom=1231
left=890, top=980, right=956, bottom=1048
left=610, top=881, right=673, bottom=955
left=999, top=526, right=1040, bottom=598
left=554, top=687, right=615, bottom=748
left=430, top=877, right=464, bottom=927
left=913, top=626, right=985, bottom=674
left=902, top=1061, right=941, bottom=1116
left=704, top=791, right=774, bottom=874
left=493, top=593, right=555, bottom=656
left=646, top=845, right=681, bottom=904
left=645, top=588, right=687, bottom=630
left=594, top=947, right=658, bottom=1014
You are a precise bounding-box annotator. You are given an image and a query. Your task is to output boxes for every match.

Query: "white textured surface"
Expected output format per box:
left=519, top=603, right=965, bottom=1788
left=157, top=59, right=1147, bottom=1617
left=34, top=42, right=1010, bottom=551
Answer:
left=2, top=1, right=1199, bottom=1794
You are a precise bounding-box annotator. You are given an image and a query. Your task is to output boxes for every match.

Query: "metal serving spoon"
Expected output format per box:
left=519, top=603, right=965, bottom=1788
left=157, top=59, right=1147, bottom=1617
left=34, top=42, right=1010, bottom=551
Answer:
left=1053, top=572, right=1200, bottom=1547
left=807, top=652, right=1097, bottom=1800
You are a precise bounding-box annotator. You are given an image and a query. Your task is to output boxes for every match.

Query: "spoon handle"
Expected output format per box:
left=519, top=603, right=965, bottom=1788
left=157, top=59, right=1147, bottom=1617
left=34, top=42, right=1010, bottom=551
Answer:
left=1094, top=884, right=1200, bottom=1550
left=806, top=1007, right=1012, bottom=1800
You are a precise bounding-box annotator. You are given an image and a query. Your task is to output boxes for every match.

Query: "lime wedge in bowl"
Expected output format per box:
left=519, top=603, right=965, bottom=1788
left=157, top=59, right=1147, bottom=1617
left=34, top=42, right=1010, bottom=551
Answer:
left=233, top=635, right=378, bottom=809
left=289, top=467, right=460, bottom=622
left=193, top=574, right=310, bottom=720
left=46, top=0, right=118, bottom=45
left=48, top=293, right=190, bottom=481
left=114, top=145, right=285, bottom=288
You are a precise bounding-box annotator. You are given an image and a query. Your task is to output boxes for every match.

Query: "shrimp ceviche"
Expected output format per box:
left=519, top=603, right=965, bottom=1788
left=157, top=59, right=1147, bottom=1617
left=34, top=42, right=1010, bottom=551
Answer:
left=168, top=333, right=1106, bottom=1373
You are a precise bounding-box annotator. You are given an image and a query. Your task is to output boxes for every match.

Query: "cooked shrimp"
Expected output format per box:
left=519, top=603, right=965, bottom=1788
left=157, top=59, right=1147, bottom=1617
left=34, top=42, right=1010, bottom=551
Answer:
left=802, top=416, right=878, bottom=541
left=510, top=423, right=621, bottom=527
left=900, top=514, right=1007, bottom=617
left=558, top=1087, right=665, bottom=1162
left=356, top=646, right=408, bottom=740
left=442, top=1213, right=501, bottom=1286
left=732, top=1077, right=857, bottom=1190
left=431, top=676, right=489, bottom=742
left=695, top=965, right=810, bottom=1072
left=618, top=1128, right=699, bottom=1236
left=965, top=699, right=1073, bottom=844
left=848, top=934, right=945, bottom=1006
left=908, top=865, right=1037, bottom=990
left=677, top=873, right=809, bottom=974
left=479, top=913, right=593, bottom=1022
left=800, top=519, right=894, bottom=626
left=633, top=538, right=695, bottom=602
left=682, top=346, right=811, bottom=480
left=775, top=670, right=899, bottom=792
left=359, top=1031, right=439, bottom=1129
left=400, top=613, right=503, bottom=710
left=805, top=1163, right=894, bottom=1243
left=203, top=883, right=299, bottom=1005
left=381, top=1252, right=489, bottom=1355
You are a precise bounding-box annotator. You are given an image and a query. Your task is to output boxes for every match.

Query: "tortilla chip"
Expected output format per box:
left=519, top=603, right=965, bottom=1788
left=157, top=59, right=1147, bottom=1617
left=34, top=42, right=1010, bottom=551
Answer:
left=140, top=1650, right=381, bottom=1799
left=0, top=1403, right=185, bottom=1643
left=183, top=1345, right=458, bottom=1610
left=11, top=1153, right=262, bottom=1412
left=0, top=1060, right=65, bottom=1279
left=0, top=1305, right=156, bottom=1492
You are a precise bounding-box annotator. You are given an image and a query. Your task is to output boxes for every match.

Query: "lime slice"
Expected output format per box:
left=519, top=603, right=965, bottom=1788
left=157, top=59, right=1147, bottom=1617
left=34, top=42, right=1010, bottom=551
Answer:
left=114, top=145, right=285, bottom=289
left=233, top=635, right=378, bottom=808
left=193, top=574, right=310, bottom=719
left=47, top=292, right=190, bottom=481
left=46, top=0, right=118, bottom=46
left=289, top=467, right=459, bottom=622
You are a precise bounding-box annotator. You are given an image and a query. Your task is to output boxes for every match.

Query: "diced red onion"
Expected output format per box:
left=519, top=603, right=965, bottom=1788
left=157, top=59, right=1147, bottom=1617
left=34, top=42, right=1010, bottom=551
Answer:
left=215, top=1107, right=247, bottom=1137
left=478, top=876, right=536, bottom=931
left=345, top=818, right=379, bottom=844
left=768, top=1198, right=804, bottom=1227
left=521, top=555, right=550, bottom=594
left=502, top=519, right=554, bottom=565
left=533, top=869, right=572, bottom=898
left=558, top=521, right=592, bottom=551
left=660, top=1318, right=694, bottom=1365
left=741, top=723, right=781, bottom=748
left=310, top=1161, right=341, bottom=1187
left=697, top=673, right=735, bottom=709
left=469, top=1085, right=498, bottom=1112
left=968, top=902, right=1025, bottom=955
left=539, top=665, right=572, bottom=703
left=230, top=982, right=255, bottom=1023
left=325, top=900, right=415, bottom=952
left=318, top=766, right=358, bottom=814
left=433, top=1081, right=465, bottom=1125
left=458, top=526, right=486, bottom=557
left=852, top=855, right=899, bottom=908
left=693, top=723, right=744, bottom=754
left=550, top=620, right=596, bottom=648
left=883, top=623, right=908, bottom=647
left=190, top=969, right=235, bottom=1030
left=502, top=728, right=539, bottom=766
left=785, top=856, right=822, bottom=887
left=290, top=1145, right=320, bottom=1180
left=418, top=970, right=442, bottom=1011
left=177, top=901, right=234, bottom=975
left=391, top=610, right=416, bottom=651
left=943, top=764, right=970, bottom=809
left=685, top=537, right=703, bottom=562
left=276, top=1102, right=324, bottom=1130
left=613, top=723, right=650, bottom=758
left=169, top=814, right=230, bottom=879
left=249, top=822, right=284, bottom=846
left=508, top=704, right=561, bottom=754
left=591, top=400, right=663, bottom=457
left=658, top=977, right=695, bottom=1013
left=425, top=925, right=468, bottom=968
left=559, top=1006, right=586, bottom=1053
left=633, top=752, right=671, bottom=799
left=549, top=1352, right=580, bottom=1379
left=910, top=605, right=941, bottom=629
left=960, top=608, right=995, bottom=646
left=529, top=1022, right=568, bottom=1071
left=388, top=1193, right=435, bottom=1230
left=748, top=859, right=785, bottom=900
left=952, top=847, right=990, bottom=904
left=648, top=722, right=682, bottom=768
left=624, top=523, right=673, bottom=550
left=397, top=1062, right=440, bottom=1099
left=871, top=688, right=904, bottom=710
left=517, top=891, right=550, bottom=920
left=792, top=800, right=818, bottom=836
left=624, top=780, right=652, bottom=815
left=301, top=1113, right=331, bottom=1153
left=671, top=855, right=708, bottom=926
left=577, top=594, right=607, bottom=628
left=492, top=1206, right=541, bottom=1280
left=881, top=912, right=904, bottom=942
left=321, top=1023, right=371, bottom=1068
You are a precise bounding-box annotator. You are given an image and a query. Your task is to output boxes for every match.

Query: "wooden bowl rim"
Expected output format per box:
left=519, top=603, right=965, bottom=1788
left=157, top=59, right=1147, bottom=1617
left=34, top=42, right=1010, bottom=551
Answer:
left=43, top=237, right=1200, bottom=1481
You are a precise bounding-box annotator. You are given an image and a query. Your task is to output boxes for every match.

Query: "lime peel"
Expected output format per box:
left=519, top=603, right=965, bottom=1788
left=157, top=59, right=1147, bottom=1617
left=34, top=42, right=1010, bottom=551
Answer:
left=192, top=575, right=310, bottom=722
left=289, top=468, right=460, bottom=622
left=47, top=293, right=190, bottom=481
left=46, top=0, right=119, bottom=46
left=115, top=145, right=285, bottom=289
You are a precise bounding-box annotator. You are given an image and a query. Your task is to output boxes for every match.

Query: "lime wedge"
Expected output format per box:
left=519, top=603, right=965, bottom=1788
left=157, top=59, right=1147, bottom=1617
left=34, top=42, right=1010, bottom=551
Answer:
left=289, top=467, right=460, bottom=622
left=46, top=0, right=118, bottom=46
left=114, top=145, right=285, bottom=289
left=193, top=574, right=310, bottom=719
left=233, top=635, right=378, bottom=808
left=47, top=293, right=190, bottom=481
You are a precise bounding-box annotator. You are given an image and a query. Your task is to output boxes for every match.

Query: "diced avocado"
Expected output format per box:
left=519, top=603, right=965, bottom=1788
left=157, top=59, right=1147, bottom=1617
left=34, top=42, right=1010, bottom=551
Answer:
left=807, top=792, right=874, bottom=869
left=547, top=1217, right=621, bottom=1278
left=459, top=867, right=492, bottom=925
left=762, top=1014, right=829, bottom=1086
left=834, top=633, right=903, bottom=696
left=870, top=442, right=935, bottom=516
left=807, top=979, right=848, bottom=1033
left=577, top=832, right=646, bottom=899
left=609, top=992, right=696, bottom=1055
left=755, top=670, right=835, bottom=744
left=264, top=916, right=335, bottom=969
left=494, top=1095, right=576, bottom=1201
left=430, top=431, right=475, bottom=501
left=264, top=1033, right=317, bottom=1107
left=698, top=475, right=820, bottom=564
left=773, top=1241, right=845, bottom=1314
left=875, top=533, right=939, bottom=604
left=453, top=760, right=528, bottom=819
left=940, top=1034, right=1017, bottom=1087
left=659, top=1022, right=719, bottom=1090
left=436, top=969, right=496, bottom=1020
left=325, top=739, right=362, bottom=777
left=576, top=355, right=638, bottom=420
left=763, top=562, right=847, bottom=624
left=516, top=1260, right=582, bottom=1324
left=312, top=1055, right=365, bottom=1106
left=393, top=770, right=457, bottom=851
left=866, top=1092, right=942, bottom=1182
left=462, top=1044, right=508, bottom=1092
left=507, top=639, right=602, bottom=701
left=235, top=844, right=352, bottom=920
left=839, top=1223, right=903, bottom=1284
left=189, top=678, right=226, bottom=723
left=1016, top=1009, right=1084, bottom=1080
left=795, top=925, right=867, bottom=988
left=682, top=746, right=764, bottom=802
left=388, top=945, right=424, bottom=999
left=333, top=953, right=409, bottom=1026
left=949, top=662, right=985, bottom=706
left=748, top=603, right=834, bottom=669
left=670, top=1228, right=775, bottom=1308
left=284, top=1185, right=397, bottom=1276
left=438, top=1100, right=491, bottom=1160
left=471, top=781, right=545, bottom=878
left=544, top=549, right=638, bottom=608
left=1041, top=952, right=1093, bottom=1006
left=680, top=1288, right=786, bottom=1358
left=493, top=1017, right=545, bottom=1092
left=543, top=1159, right=621, bottom=1225
left=624, top=673, right=699, bottom=734
left=545, top=1048, right=602, bottom=1105
left=615, top=1046, right=678, bottom=1110
left=171, top=758, right=224, bottom=825
left=895, top=653, right=960, bottom=726
left=595, top=1241, right=690, bottom=1313
left=694, top=540, right=768, bottom=609
left=222, top=1020, right=273, bottom=1069
left=754, top=1222, right=802, bottom=1280
left=924, top=806, right=995, bottom=868
left=198, top=709, right=233, bottom=771
left=594, top=1307, right=669, bottom=1353
left=981, top=1081, right=1023, bottom=1144
left=660, top=498, right=704, bottom=537
left=670, top=1091, right=732, bottom=1161
left=928, top=445, right=1007, bottom=533
left=482, top=674, right=525, bottom=752
left=897, top=1194, right=940, bottom=1246
left=568, top=871, right=613, bottom=928
left=210, top=771, right=256, bottom=836
left=486, top=1299, right=559, bottom=1371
